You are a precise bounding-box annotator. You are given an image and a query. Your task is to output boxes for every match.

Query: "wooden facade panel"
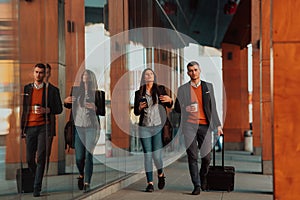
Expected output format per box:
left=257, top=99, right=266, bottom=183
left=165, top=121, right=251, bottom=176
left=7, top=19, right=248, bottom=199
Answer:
left=273, top=43, right=300, bottom=199
left=19, top=1, right=59, bottom=62
left=64, top=0, right=85, bottom=88
left=222, top=129, right=244, bottom=142
left=108, top=0, right=128, bottom=36
left=110, top=57, right=130, bottom=149
left=261, top=0, right=270, bottom=59
left=252, top=101, right=261, bottom=148
left=260, top=0, right=273, bottom=173
left=261, top=38, right=272, bottom=167
left=261, top=102, right=272, bottom=160
left=261, top=60, right=271, bottom=101
left=251, top=0, right=260, bottom=44
left=273, top=0, right=300, bottom=42
left=19, top=1, right=45, bottom=62
left=109, top=0, right=130, bottom=150
left=222, top=43, right=249, bottom=146
left=45, top=1, right=59, bottom=62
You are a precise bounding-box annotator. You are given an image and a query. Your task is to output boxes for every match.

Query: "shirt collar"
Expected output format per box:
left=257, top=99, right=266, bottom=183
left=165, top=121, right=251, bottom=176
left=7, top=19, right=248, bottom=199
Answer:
left=190, top=80, right=201, bottom=88
left=34, top=82, right=44, bottom=90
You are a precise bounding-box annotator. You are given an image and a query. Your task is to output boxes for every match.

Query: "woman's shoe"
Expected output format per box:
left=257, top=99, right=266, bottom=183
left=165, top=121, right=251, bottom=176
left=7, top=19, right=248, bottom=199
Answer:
left=158, top=174, right=166, bottom=190
left=145, top=183, right=154, bottom=192
left=77, top=176, right=84, bottom=190
left=83, top=183, right=90, bottom=193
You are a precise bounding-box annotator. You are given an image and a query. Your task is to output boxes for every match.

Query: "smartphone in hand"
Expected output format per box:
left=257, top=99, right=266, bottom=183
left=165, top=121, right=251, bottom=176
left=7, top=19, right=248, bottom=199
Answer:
left=139, top=96, right=148, bottom=108
left=139, top=97, right=147, bottom=103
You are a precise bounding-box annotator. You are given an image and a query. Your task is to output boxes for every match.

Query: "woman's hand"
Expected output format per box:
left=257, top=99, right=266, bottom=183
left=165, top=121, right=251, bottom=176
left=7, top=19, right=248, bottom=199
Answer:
left=159, top=95, right=172, bottom=104
left=64, top=96, right=76, bottom=104
left=139, top=102, right=148, bottom=111
left=85, top=102, right=96, bottom=110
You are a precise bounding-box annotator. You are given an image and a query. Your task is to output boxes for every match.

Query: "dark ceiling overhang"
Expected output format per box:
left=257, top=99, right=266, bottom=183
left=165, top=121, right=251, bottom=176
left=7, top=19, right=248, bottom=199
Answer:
left=222, top=0, right=251, bottom=49
left=128, top=0, right=243, bottom=49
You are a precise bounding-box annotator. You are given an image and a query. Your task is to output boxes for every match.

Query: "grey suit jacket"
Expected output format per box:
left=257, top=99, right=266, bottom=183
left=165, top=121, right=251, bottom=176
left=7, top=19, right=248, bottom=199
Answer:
left=174, top=80, right=221, bottom=130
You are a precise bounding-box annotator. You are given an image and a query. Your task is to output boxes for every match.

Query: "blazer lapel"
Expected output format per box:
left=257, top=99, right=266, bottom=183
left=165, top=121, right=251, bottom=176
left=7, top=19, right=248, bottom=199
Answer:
left=184, top=82, right=191, bottom=106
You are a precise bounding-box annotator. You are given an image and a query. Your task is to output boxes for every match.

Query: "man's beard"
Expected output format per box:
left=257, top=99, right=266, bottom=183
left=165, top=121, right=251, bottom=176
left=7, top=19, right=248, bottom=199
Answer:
left=36, top=79, right=43, bottom=83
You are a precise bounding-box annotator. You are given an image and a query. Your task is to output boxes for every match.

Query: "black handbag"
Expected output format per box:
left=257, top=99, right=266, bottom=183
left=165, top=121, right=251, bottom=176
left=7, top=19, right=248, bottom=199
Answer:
left=64, top=120, right=75, bottom=151
left=162, top=119, right=173, bottom=146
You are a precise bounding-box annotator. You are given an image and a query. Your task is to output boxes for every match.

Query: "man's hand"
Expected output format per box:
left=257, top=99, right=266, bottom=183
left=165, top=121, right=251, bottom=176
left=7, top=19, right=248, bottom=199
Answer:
left=36, top=107, right=50, bottom=114
left=217, top=126, right=223, bottom=136
left=21, top=132, right=26, bottom=138
left=185, top=103, right=198, bottom=113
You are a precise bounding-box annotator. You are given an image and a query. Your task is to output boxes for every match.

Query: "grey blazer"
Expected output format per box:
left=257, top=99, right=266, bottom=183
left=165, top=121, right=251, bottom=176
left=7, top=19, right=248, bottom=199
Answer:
left=174, top=80, right=221, bottom=130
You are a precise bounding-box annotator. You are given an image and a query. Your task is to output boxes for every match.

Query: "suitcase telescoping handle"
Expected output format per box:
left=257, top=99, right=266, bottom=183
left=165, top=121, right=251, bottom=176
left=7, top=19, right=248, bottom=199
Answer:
left=212, top=134, right=224, bottom=167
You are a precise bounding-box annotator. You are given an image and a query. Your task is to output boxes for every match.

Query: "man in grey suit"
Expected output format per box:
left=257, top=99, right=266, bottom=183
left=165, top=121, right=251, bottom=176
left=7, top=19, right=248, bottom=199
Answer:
left=175, top=61, right=223, bottom=195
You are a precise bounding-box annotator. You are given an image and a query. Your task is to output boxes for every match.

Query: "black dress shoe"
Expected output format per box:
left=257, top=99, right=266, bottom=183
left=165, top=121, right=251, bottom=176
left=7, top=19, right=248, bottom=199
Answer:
left=192, top=186, right=201, bottom=195
left=33, top=190, right=40, bottom=197
left=158, top=174, right=165, bottom=190
left=200, top=176, right=208, bottom=191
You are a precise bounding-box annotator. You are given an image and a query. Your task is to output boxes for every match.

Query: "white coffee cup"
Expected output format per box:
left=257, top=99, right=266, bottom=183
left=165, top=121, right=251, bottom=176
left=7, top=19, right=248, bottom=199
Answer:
left=191, top=103, right=198, bottom=112
left=33, top=104, right=40, bottom=114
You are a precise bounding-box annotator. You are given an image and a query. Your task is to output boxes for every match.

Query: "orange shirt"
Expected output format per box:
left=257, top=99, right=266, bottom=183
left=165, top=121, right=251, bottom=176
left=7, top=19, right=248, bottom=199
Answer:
left=187, top=86, right=208, bottom=125
left=27, top=87, right=47, bottom=127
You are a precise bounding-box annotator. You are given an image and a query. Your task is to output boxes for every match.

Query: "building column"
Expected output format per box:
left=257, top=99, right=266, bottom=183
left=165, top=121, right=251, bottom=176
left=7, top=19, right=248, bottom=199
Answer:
left=108, top=0, right=131, bottom=155
left=272, top=0, right=300, bottom=198
left=251, top=0, right=262, bottom=157
left=222, top=43, right=249, bottom=150
left=260, top=0, right=273, bottom=175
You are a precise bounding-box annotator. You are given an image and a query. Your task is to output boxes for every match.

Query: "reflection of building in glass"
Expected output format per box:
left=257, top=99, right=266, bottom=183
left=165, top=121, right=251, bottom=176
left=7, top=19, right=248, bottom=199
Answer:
left=0, top=1, right=16, bottom=138
left=1, top=0, right=290, bottom=199
left=0, top=61, right=17, bottom=146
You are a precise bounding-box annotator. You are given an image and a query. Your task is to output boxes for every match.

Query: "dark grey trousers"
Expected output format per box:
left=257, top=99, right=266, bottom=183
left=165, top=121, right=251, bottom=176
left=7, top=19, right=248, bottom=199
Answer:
left=26, top=124, right=50, bottom=191
left=183, top=123, right=211, bottom=187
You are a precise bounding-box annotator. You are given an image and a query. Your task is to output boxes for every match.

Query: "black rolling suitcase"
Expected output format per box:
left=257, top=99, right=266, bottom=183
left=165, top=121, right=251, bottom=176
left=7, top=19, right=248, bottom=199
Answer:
left=16, top=167, right=35, bottom=193
left=17, top=111, right=35, bottom=193
left=207, top=134, right=235, bottom=192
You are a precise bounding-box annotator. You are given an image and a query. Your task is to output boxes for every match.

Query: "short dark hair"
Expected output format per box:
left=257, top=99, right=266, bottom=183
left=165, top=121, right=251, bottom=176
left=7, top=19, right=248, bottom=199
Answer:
left=35, top=63, right=46, bottom=71
left=46, top=63, right=51, bottom=70
left=187, top=61, right=199, bottom=68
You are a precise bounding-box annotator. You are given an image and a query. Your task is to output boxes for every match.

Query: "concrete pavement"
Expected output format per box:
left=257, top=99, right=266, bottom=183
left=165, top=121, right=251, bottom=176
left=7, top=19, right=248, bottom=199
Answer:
left=82, top=151, right=273, bottom=200
left=0, top=148, right=273, bottom=200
